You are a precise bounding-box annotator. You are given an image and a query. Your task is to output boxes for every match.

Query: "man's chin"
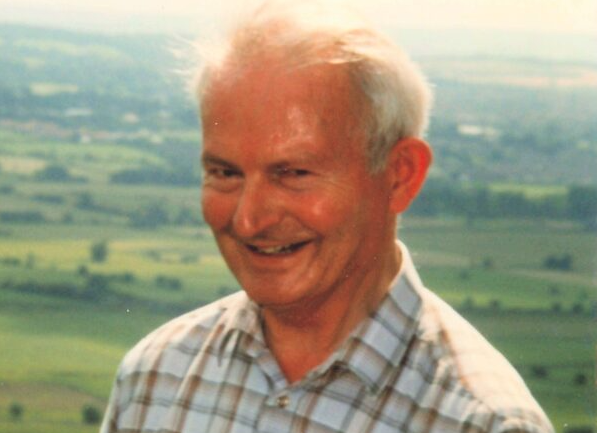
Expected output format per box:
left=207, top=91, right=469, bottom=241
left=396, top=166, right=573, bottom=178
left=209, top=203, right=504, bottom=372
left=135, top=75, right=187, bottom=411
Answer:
left=238, top=276, right=309, bottom=307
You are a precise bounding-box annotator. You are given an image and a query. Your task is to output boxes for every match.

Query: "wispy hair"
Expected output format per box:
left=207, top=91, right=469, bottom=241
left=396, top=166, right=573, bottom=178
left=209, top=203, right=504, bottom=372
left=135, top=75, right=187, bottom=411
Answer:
left=192, top=0, right=432, bottom=172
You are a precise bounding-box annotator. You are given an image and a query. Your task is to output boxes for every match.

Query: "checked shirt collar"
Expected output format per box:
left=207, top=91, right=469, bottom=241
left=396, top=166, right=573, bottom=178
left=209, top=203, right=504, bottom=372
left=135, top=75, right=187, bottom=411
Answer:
left=214, top=241, right=423, bottom=394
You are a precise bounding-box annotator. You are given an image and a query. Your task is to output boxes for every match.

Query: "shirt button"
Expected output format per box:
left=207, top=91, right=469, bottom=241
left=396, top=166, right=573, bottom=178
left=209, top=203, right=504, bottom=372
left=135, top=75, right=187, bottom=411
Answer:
left=276, top=394, right=290, bottom=408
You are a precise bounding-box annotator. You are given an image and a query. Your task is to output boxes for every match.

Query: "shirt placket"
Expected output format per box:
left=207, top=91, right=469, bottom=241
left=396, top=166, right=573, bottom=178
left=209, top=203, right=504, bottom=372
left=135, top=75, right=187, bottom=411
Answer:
left=252, top=347, right=307, bottom=433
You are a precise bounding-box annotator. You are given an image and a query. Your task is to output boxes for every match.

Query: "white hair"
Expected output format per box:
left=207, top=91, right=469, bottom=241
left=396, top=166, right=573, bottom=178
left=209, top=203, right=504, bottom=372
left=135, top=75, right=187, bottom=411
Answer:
left=194, top=0, right=432, bottom=172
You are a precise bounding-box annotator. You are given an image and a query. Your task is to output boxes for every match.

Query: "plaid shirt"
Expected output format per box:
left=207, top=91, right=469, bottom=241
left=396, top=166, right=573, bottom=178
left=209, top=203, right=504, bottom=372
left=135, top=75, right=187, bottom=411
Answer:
left=101, top=243, right=553, bottom=433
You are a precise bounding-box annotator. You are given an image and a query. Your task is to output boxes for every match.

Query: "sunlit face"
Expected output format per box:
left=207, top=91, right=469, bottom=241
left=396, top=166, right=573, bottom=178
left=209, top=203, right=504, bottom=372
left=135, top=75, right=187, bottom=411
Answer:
left=200, top=60, right=397, bottom=311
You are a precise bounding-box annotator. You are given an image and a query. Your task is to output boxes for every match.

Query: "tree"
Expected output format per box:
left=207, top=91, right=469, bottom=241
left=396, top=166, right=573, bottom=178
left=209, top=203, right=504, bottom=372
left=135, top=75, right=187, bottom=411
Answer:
left=0, top=211, right=45, bottom=223
left=543, top=253, right=573, bottom=271
left=90, top=241, right=108, bottom=263
left=34, top=164, right=72, bottom=182
left=488, top=299, right=501, bottom=311
left=530, top=365, right=548, bottom=379
left=85, top=274, right=109, bottom=300
left=129, top=203, right=169, bottom=228
left=76, top=192, right=95, bottom=209
left=568, top=185, right=597, bottom=228
left=82, top=404, right=102, bottom=425
left=482, top=257, right=494, bottom=270
left=9, top=402, right=24, bottom=421
left=0, top=184, right=15, bottom=194
left=155, top=275, right=182, bottom=291
left=574, top=372, right=587, bottom=386
left=571, top=302, right=584, bottom=315
left=461, top=296, right=475, bottom=311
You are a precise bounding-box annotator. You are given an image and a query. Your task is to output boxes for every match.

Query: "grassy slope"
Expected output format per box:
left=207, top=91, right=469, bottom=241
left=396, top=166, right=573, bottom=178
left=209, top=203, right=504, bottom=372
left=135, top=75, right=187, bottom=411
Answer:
left=400, top=217, right=597, bottom=430
left=0, top=220, right=595, bottom=431
left=0, top=291, right=172, bottom=433
left=1, top=131, right=595, bottom=431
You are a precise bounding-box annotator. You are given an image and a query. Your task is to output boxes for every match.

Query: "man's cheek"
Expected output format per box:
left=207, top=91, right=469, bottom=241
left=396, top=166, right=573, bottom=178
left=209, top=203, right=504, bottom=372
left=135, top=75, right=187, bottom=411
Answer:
left=201, top=192, right=234, bottom=230
left=295, top=194, right=351, bottom=229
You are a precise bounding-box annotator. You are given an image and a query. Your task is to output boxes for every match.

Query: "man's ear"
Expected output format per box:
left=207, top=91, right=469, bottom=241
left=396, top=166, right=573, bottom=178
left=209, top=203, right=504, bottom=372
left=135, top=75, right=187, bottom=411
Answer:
left=385, top=137, right=432, bottom=214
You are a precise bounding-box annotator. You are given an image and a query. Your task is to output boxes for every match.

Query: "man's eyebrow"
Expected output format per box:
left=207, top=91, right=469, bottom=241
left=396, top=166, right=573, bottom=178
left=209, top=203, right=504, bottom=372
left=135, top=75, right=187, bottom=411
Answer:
left=268, top=148, right=322, bottom=165
left=201, top=153, right=239, bottom=170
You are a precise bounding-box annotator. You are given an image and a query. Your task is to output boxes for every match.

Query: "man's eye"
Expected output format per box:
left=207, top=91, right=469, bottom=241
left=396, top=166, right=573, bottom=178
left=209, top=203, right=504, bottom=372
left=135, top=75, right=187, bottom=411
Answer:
left=276, top=167, right=310, bottom=177
left=203, top=167, right=242, bottom=192
left=274, top=167, right=315, bottom=190
left=290, top=169, right=310, bottom=177
left=207, top=167, right=240, bottom=178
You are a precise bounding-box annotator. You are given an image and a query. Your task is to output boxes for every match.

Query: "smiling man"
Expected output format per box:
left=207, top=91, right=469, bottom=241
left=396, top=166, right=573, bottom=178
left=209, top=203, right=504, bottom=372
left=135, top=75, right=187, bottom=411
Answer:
left=101, top=1, right=553, bottom=432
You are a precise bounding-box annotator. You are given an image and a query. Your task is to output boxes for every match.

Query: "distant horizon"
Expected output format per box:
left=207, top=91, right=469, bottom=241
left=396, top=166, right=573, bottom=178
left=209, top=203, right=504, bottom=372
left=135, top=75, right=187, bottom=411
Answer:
left=1, top=0, right=596, bottom=37
left=2, top=20, right=595, bottom=64
left=2, top=19, right=597, bottom=39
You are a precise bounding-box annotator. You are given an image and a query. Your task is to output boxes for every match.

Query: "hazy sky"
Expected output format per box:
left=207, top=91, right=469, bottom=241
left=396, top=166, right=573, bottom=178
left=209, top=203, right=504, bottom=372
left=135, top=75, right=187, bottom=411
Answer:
left=1, top=0, right=596, bottom=35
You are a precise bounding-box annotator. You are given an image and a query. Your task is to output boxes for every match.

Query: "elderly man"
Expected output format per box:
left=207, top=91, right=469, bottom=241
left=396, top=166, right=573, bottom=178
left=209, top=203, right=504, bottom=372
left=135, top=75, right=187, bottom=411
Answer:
left=101, top=2, right=553, bottom=432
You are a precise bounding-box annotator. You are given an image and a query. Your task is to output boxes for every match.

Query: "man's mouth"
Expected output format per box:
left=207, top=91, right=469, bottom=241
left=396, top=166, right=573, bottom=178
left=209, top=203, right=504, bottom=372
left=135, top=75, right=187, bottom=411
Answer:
left=246, top=240, right=311, bottom=256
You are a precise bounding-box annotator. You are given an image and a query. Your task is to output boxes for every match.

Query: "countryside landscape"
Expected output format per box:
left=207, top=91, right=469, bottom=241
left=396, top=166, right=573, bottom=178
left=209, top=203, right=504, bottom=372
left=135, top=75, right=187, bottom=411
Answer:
left=0, top=23, right=596, bottom=433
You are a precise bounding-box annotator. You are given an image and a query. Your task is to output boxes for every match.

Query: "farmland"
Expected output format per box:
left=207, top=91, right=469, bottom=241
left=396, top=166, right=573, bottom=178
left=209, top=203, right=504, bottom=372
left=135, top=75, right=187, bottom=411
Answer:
left=0, top=129, right=595, bottom=431
left=0, top=23, right=596, bottom=433
left=0, top=210, right=595, bottom=432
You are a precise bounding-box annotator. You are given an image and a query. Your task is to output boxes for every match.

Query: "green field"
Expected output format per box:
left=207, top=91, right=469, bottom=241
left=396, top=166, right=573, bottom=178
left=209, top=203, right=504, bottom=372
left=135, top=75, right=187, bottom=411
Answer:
left=1, top=130, right=595, bottom=432
left=1, top=24, right=597, bottom=432
left=0, top=218, right=595, bottom=432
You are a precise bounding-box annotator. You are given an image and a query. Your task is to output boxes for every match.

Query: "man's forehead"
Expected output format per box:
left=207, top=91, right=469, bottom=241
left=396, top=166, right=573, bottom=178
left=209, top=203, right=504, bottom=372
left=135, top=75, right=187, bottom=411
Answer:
left=203, top=59, right=365, bottom=132
left=207, top=53, right=355, bottom=102
left=203, top=103, right=335, bottom=157
left=201, top=68, right=369, bottom=168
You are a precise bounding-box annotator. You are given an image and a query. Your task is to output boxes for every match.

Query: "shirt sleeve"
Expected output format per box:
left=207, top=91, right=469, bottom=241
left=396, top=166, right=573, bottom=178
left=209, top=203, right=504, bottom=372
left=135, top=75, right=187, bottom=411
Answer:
left=100, top=375, right=122, bottom=433
left=491, top=412, right=555, bottom=433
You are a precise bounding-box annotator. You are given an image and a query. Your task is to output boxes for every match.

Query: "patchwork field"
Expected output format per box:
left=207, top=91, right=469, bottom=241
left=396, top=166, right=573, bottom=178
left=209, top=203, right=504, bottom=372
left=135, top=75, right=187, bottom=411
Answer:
left=0, top=218, right=595, bottom=433
left=1, top=24, right=596, bottom=432
left=1, top=127, right=595, bottom=432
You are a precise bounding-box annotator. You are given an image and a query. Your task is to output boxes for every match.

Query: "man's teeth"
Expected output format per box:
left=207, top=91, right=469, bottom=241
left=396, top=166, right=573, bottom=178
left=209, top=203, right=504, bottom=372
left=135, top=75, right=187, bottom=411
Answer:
left=249, top=241, right=307, bottom=255
left=259, top=245, right=290, bottom=254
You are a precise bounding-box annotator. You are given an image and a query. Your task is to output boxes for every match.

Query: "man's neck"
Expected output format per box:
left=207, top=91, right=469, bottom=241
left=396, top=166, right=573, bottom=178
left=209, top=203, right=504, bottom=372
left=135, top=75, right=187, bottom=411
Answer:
left=261, top=242, right=402, bottom=384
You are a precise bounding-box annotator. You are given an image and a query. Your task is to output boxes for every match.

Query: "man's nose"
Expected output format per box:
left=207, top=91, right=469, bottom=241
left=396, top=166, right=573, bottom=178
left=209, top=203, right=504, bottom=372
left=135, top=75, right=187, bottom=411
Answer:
left=232, top=178, right=282, bottom=239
